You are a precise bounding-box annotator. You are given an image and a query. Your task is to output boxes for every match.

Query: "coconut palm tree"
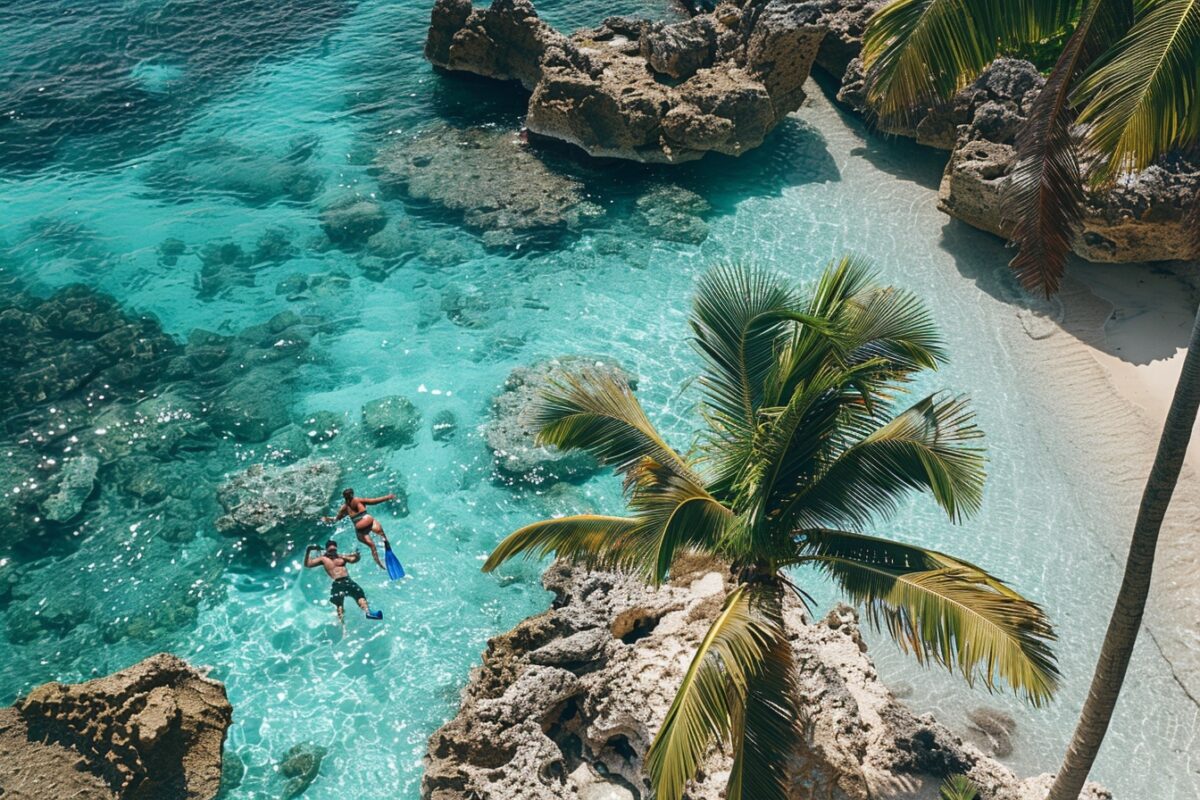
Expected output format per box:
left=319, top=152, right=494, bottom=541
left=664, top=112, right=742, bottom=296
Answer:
left=862, top=5, right=1200, bottom=797
left=860, top=0, right=1200, bottom=295
left=483, top=257, right=1060, bottom=800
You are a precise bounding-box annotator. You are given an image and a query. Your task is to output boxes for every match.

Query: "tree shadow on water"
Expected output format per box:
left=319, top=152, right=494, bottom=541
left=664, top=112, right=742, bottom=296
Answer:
left=940, top=218, right=1198, bottom=366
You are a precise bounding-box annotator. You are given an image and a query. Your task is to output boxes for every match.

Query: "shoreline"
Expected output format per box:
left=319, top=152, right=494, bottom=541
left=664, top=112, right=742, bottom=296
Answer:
left=1004, top=260, right=1200, bottom=707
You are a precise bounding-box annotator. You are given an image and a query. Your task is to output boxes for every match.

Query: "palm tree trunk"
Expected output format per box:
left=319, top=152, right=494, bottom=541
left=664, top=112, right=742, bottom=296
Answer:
left=1047, top=305, right=1200, bottom=800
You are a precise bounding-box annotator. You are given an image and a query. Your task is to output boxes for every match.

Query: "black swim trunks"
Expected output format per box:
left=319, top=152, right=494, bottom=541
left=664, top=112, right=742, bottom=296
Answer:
left=330, top=577, right=365, bottom=608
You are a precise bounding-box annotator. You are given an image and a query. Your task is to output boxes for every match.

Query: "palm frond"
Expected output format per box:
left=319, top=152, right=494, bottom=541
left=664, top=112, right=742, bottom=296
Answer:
left=533, top=370, right=701, bottom=485
left=862, top=0, right=1081, bottom=122
left=689, top=263, right=804, bottom=434
left=725, top=587, right=799, bottom=800
left=1006, top=0, right=1134, bottom=296
left=837, top=283, right=946, bottom=374
left=807, top=555, right=1059, bottom=704
left=793, top=528, right=1025, bottom=600
left=783, top=394, right=986, bottom=530
left=482, top=515, right=639, bottom=572
left=941, top=774, right=981, bottom=800
left=647, top=584, right=781, bottom=800
left=627, top=463, right=735, bottom=582
left=1075, top=0, right=1200, bottom=180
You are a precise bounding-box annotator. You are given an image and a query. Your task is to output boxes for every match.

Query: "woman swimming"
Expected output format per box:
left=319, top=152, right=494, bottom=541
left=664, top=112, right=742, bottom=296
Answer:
left=322, top=487, right=397, bottom=570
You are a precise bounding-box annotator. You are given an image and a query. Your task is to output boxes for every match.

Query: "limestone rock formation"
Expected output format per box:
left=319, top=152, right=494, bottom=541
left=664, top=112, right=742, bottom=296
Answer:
left=362, top=395, right=422, bottom=448
left=215, top=458, right=341, bottom=557
left=485, top=356, right=635, bottom=487
left=937, top=59, right=1200, bottom=263
left=793, top=0, right=886, bottom=79
left=424, top=0, right=826, bottom=163
left=0, top=653, right=232, bottom=800
left=423, top=560, right=1111, bottom=800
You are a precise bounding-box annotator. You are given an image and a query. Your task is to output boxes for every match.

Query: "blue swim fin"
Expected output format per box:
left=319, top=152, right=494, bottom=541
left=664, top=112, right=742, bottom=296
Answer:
left=384, top=541, right=405, bottom=580
left=366, top=609, right=383, bottom=621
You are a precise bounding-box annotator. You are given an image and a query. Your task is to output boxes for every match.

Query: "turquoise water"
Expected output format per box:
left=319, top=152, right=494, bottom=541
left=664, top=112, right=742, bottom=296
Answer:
left=1, top=1, right=1196, bottom=798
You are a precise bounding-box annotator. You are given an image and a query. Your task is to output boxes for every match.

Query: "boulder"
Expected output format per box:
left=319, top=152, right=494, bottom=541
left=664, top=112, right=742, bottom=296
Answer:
left=0, top=653, right=232, bottom=800
left=362, top=395, right=422, bottom=447
left=432, top=409, right=459, bottom=441
left=374, top=125, right=601, bottom=248
left=793, top=0, right=887, bottom=78
left=278, top=742, right=327, bottom=800
left=425, top=0, right=826, bottom=163
left=633, top=185, right=711, bottom=243
left=215, top=458, right=341, bottom=557
left=210, top=372, right=293, bottom=443
left=485, top=356, right=635, bottom=487
left=422, top=561, right=1111, bottom=800
left=39, top=453, right=99, bottom=522
left=319, top=193, right=388, bottom=250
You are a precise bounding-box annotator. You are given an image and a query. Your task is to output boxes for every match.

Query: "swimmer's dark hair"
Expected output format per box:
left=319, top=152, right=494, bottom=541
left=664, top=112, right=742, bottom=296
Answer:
left=325, top=539, right=337, bottom=549
left=342, top=488, right=354, bottom=501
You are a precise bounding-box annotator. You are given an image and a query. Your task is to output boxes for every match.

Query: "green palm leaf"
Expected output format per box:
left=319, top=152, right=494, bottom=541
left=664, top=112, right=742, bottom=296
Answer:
left=1075, top=0, right=1200, bottom=180
left=647, top=584, right=784, bottom=800
left=689, top=262, right=804, bottom=434
left=533, top=370, right=700, bottom=485
left=725, top=587, right=799, bottom=800
left=808, top=555, right=1059, bottom=704
left=862, top=0, right=1079, bottom=122
left=482, top=515, right=639, bottom=572
left=783, top=394, right=986, bottom=530
left=941, top=774, right=981, bottom=800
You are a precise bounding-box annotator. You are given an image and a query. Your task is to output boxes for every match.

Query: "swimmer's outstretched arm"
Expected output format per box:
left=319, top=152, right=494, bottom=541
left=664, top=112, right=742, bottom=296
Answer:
left=320, top=505, right=349, bottom=524
left=303, top=546, right=323, bottom=568
left=360, top=493, right=397, bottom=505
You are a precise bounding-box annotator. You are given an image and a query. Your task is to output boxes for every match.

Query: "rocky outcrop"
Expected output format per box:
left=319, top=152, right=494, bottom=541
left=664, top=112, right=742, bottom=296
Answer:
left=373, top=124, right=602, bottom=248
left=423, top=560, right=1110, bottom=800
left=0, top=653, right=232, bottom=800
left=793, top=0, right=886, bottom=79
left=484, top=356, right=635, bottom=487
left=425, top=0, right=826, bottom=163
left=937, top=59, right=1200, bottom=263
left=215, top=458, right=341, bottom=557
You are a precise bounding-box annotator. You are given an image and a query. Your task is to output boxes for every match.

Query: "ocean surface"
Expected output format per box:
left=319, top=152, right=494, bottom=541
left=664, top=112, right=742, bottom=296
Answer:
left=1, top=1, right=1196, bottom=798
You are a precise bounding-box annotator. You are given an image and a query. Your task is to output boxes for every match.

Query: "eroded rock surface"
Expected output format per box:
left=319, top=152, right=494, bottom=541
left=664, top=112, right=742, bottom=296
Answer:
left=485, top=356, right=635, bottom=487
left=937, top=59, right=1200, bottom=263
left=423, top=560, right=1110, bottom=800
left=425, top=0, right=825, bottom=163
left=0, top=653, right=232, bottom=800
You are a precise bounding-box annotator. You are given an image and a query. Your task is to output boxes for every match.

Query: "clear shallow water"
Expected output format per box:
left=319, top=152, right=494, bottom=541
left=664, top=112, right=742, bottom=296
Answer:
left=1, top=1, right=1196, bottom=798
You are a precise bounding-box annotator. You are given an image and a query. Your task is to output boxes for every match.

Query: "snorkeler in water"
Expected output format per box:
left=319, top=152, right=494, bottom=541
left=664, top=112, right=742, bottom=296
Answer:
left=304, top=540, right=383, bottom=626
left=321, top=488, right=397, bottom=570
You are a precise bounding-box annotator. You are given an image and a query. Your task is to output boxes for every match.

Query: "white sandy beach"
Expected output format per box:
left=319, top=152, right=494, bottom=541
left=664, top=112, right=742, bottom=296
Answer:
left=1017, top=261, right=1200, bottom=709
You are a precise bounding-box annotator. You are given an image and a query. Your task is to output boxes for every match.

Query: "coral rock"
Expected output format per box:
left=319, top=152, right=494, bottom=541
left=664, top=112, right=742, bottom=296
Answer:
left=0, top=653, right=232, bottom=800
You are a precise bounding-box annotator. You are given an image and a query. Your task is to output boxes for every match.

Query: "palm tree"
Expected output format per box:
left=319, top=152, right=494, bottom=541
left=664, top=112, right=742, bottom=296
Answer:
left=860, top=0, right=1200, bottom=295
left=483, top=257, right=1060, bottom=800
left=862, top=5, right=1200, bottom=797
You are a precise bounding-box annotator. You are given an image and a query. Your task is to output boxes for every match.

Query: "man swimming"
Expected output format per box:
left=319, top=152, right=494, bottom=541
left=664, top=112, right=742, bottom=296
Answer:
left=321, top=488, right=397, bottom=570
left=304, top=540, right=383, bottom=625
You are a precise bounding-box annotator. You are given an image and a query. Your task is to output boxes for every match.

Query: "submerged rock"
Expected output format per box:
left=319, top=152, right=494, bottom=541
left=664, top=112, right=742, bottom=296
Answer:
left=39, top=453, right=99, bottom=522
left=374, top=125, right=600, bottom=248
left=362, top=395, right=422, bottom=448
left=633, top=185, right=712, bottom=244
left=424, top=0, right=825, bottom=163
left=0, top=653, right=232, bottom=800
left=319, top=193, right=388, bottom=250
left=215, top=458, right=341, bottom=557
left=423, top=561, right=1111, bottom=800
left=485, top=356, right=635, bottom=487
left=278, top=742, right=327, bottom=800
